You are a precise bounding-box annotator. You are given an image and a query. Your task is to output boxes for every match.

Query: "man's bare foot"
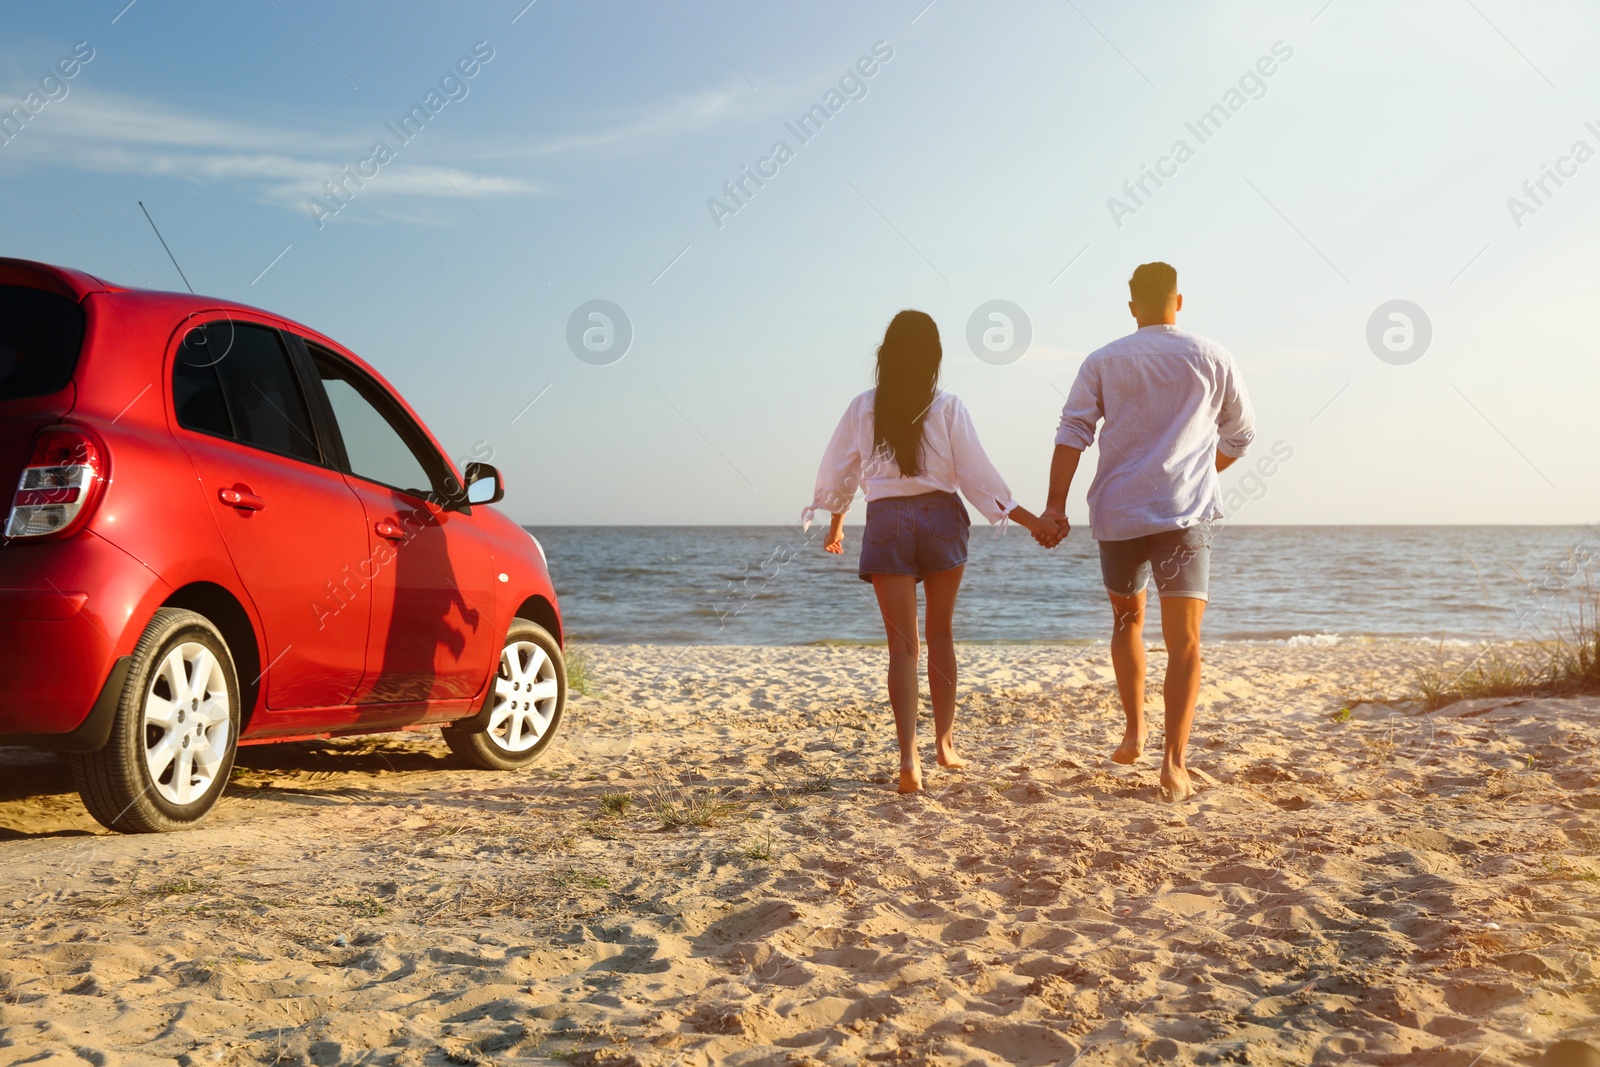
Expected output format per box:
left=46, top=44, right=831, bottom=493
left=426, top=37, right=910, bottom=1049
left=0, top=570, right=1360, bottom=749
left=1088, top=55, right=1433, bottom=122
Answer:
left=1111, top=728, right=1146, bottom=765
left=898, top=763, right=923, bottom=794
left=1159, top=765, right=1194, bottom=803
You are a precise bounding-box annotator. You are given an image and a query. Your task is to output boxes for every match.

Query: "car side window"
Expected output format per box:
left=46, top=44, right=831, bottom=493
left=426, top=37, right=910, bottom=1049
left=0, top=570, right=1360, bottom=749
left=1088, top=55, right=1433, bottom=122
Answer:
left=308, top=346, right=441, bottom=499
left=173, top=321, right=322, bottom=464
left=172, top=331, right=232, bottom=438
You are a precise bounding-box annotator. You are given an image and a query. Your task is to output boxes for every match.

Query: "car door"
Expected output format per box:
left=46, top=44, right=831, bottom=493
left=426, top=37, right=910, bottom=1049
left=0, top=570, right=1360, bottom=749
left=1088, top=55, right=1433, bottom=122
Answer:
left=169, top=318, right=369, bottom=712
left=293, top=339, right=497, bottom=715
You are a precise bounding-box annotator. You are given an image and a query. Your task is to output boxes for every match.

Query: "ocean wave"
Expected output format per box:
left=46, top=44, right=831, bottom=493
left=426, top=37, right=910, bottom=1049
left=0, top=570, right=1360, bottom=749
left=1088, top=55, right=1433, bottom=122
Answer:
left=1221, top=633, right=1483, bottom=648
left=802, top=637, right=1104, bottom=648
left=1286, top=633, right=1344, bottom=647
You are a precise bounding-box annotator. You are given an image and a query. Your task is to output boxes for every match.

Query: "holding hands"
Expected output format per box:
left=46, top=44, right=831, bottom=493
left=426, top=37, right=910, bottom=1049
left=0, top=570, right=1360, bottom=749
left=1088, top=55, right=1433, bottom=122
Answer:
left=1009, top=505, right=1069, bottom=550
left=1036, top=507, right=1070, bottom=549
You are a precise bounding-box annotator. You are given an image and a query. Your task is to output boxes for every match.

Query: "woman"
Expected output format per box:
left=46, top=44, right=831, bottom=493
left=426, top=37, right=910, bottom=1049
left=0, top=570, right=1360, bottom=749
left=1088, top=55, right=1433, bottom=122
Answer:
left=804, top=310, right=1060, bottom=794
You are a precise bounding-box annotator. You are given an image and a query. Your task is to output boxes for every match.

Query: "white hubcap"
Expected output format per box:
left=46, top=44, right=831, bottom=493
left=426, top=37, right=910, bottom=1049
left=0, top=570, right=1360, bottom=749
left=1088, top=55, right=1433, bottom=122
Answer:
left=487, top=640, right=559, bottom=752
left=143, top=641, right=230, bottom=806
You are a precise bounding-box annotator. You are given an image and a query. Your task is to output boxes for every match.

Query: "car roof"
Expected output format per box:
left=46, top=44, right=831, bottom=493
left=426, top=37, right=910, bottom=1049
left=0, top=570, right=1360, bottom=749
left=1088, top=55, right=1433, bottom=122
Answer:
left=2, top=257, right=388, bottom=375
left=0, top=258, right=117, bottom=301
left=0, top=257, right=287, bottom=320
left=4, top=259, right=461, bottom=479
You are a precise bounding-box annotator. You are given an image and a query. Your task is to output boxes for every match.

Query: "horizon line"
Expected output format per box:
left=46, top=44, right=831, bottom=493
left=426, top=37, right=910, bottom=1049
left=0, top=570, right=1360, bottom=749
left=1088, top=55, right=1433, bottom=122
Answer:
left=515, top=520, right=1599, bottom=528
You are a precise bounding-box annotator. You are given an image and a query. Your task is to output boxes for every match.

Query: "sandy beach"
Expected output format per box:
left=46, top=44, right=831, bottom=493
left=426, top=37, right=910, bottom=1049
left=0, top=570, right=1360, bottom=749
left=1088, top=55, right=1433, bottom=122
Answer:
left=1, top=642, right=1597, bottom=1065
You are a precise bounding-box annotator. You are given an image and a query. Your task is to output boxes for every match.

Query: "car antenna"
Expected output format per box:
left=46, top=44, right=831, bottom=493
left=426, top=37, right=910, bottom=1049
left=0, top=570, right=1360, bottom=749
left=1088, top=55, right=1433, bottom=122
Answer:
left=138, top=200, right=194, bottom=294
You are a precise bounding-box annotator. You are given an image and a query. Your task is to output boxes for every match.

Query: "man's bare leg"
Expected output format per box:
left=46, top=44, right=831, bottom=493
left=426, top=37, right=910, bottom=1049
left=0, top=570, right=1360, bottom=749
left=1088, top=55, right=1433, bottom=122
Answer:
left=1107, top=590, right=1148, bottom=764
left=1158, top=595, right=1206, bottom=801
left=923, top=565, right=967, bottom=769
left=872, top=575, right=923, bottom=793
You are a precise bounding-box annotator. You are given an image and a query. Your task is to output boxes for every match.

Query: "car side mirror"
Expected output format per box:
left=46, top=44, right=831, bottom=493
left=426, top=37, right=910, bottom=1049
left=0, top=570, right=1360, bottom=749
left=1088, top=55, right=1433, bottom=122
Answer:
left=463, top=462, right=504, bottom=506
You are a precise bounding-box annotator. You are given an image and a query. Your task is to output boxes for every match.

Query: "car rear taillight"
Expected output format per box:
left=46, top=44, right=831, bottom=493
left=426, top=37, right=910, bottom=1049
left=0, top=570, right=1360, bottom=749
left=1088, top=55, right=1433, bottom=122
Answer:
left=5, top=427, right=108, bottom=539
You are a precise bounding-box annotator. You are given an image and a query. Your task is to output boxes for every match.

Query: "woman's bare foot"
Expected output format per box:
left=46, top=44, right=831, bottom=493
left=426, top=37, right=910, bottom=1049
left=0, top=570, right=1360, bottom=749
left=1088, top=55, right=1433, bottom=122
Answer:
left=1111, top=728, right=1146, bottom=765
left=1158, top=765, right=1194, bottom=803
left=935, top=742, right=968, bottom=770
left=898, top=762, right=923, bottom=794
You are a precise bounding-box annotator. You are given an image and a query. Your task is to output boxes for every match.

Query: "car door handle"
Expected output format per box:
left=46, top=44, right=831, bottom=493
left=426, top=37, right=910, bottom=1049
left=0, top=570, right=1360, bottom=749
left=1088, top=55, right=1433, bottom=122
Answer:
left=218, top=486, right=266, bottom=511
left=374, top=519, right=408, bottom=541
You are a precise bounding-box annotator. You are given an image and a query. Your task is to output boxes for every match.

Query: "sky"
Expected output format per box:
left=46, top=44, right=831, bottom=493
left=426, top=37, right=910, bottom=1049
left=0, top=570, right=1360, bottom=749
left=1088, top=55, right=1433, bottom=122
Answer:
left=1, top=0, right=1595, bottom=526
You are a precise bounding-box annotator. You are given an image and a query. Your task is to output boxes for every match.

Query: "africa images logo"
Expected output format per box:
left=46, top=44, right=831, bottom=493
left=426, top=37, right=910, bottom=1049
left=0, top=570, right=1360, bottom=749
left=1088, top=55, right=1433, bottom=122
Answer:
left=0, top=41, right=95, bottom=147
left=305, top=41, right=496, bottom=229
left=1504, top=119, right=1600, bottom=229
left=706, top=41, right=895, bottom=229
left=1105, top=41, right=1293, bottom=229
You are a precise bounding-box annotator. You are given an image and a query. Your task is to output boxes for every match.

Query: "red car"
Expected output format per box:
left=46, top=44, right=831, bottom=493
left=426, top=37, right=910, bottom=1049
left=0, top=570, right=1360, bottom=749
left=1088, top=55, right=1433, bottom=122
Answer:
left=0, top=259, right=567, bottom=832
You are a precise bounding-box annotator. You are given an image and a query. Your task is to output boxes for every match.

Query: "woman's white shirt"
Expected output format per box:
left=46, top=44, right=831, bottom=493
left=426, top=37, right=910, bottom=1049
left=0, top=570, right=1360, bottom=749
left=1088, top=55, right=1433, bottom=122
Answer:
left=805, top=389, right=1019, bottom=526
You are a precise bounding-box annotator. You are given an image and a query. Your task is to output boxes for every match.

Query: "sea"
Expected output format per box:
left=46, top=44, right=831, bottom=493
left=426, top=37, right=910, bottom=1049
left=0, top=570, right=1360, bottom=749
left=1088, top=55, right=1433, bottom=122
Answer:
left=525, top=525, right=1600, bottom=647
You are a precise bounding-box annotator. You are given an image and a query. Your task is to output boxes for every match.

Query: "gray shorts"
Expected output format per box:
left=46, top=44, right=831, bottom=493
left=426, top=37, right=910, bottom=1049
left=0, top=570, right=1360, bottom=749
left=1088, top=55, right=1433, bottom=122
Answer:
left=1098, top=524, right=1212, bottom=602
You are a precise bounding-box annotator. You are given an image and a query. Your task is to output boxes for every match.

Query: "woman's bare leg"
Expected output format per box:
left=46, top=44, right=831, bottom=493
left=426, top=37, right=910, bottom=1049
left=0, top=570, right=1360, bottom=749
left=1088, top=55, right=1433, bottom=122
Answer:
left=922, top=565, right=966, bottom=768
left=871, top=574, right=923, bottom=793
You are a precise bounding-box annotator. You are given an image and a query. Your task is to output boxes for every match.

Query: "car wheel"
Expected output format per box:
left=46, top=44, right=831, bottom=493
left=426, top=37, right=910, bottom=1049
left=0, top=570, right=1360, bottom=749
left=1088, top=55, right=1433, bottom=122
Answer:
left=69, top=608, right=241, bottom=833
left=443, top=619, right=566, bottom=770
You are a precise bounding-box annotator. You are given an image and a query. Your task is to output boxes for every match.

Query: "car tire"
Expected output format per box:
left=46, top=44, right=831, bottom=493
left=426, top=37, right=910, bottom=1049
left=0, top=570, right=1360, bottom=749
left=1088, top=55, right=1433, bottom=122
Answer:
left=69, top=608, right=241, bottom=833
left=443, top=619, right=566, bottom=770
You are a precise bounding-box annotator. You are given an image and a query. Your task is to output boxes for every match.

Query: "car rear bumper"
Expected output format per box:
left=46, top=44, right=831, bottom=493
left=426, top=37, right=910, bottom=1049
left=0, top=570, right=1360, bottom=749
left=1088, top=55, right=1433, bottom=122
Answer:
left=0, top=531, right=167, bottom=743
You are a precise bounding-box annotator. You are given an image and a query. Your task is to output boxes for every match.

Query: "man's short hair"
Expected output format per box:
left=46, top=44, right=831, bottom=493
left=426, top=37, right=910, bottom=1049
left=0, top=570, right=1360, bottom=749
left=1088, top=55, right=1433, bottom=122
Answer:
left=1129, top=262, right=1178, bottom=305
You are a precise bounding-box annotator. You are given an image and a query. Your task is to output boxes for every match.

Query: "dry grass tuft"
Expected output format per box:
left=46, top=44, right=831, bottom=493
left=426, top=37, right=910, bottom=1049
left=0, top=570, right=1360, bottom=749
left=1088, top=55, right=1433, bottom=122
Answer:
left=741, top=832, right=773, bottom=862
left=1547, top=604, right=1600, bottom=693
left=1414, top=643, right=1549, bottom=710
left=148, top=878, right=216, bottom=897
left=795, top=773, right=833, bottom=795
left=422, top=864, right=615, bottom=923
left=598, top=792, right=633, bottom=816
left=1414, top=571, right=1600, bottom=710
left=416, top=807, right=581, bottom=857
left=565, top=647, right=593, bottom=697
left=1414, top=628, right=1600, bottom=710
left=1538, top=857, right=1600, bottom=884
left=334, top=896, right=389, bottom=918
left=645, top=776, right=742, bottom=829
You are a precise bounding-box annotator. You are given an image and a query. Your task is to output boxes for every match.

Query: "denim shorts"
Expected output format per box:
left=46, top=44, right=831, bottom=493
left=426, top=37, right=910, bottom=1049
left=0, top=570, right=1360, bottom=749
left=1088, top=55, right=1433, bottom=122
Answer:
left=1099, top=523, right=1213, bottom=601
left=858, top=491, right=970, bottom=583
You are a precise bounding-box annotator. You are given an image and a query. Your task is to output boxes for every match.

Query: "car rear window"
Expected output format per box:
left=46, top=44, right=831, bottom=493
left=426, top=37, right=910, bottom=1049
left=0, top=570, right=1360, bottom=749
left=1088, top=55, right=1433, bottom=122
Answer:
left=0, top=285, right=85, bottom=402
left=173, top=321, right=323, bottom=464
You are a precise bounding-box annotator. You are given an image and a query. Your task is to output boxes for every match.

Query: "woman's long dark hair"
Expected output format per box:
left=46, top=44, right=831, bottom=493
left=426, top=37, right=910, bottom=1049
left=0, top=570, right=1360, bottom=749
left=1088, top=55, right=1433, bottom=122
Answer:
left=873, top=310, right=941, bottom=478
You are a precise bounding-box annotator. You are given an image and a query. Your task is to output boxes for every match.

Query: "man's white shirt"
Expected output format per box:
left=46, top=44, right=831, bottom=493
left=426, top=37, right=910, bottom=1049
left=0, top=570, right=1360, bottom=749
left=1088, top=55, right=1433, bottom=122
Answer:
left=1056, top=324, right=1255, bottom=542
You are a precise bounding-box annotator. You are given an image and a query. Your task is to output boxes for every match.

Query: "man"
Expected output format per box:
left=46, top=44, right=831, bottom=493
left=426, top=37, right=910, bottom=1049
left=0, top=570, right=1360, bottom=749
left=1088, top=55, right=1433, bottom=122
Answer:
left=1041, top=262, right=1254, bottom=802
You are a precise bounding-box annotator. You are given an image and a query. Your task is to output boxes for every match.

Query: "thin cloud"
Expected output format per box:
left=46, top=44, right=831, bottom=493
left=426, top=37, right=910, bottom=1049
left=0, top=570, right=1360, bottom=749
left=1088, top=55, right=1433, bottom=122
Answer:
left=0, top=86, right=541, bottom=208
left=0, top=51, right=864, bottom=209
left=485, top=57, right=883, bottom=163
left=489, top=81, right=771, bottom=162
